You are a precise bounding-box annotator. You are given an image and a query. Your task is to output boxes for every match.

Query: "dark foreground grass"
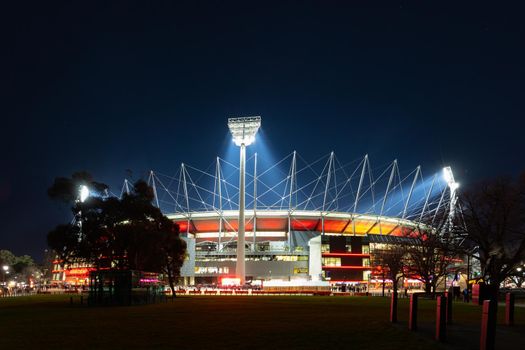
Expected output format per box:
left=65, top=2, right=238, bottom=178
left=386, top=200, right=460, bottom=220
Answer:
left=0, top=295, right=523, bottom=349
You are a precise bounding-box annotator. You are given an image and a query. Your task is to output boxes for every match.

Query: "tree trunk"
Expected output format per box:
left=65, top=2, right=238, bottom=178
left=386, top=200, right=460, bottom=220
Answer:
left=425, top=282, right=432, bottom=295
left=166, top=265, right=177, bottom=299
left=168, top=274, right=176, bottom=299
left=391, top=277, right=399, bottom=322
left=393, top=279, right=398, bottom=297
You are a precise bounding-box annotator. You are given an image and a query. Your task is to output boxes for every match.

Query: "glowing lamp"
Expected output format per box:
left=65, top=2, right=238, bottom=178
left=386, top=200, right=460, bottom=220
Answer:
left=443, top=166, right=459, bottom=190
left=228, top=116, right=261, bottom=146
left=443, top=166, right=454, bottom=184
left=80, top=185, right=89, bottom=203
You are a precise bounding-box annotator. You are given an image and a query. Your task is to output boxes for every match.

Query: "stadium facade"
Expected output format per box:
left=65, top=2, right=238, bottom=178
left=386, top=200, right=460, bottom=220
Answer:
left=144, top=117, right=461, bottom=288
left=171, top=210, right=428, bottom=286
left=52, top=117, right=462, bottom=289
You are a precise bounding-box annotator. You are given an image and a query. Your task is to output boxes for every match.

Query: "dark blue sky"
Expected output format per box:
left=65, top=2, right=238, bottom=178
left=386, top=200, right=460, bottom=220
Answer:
left=2, top=1, right=524, bottom=260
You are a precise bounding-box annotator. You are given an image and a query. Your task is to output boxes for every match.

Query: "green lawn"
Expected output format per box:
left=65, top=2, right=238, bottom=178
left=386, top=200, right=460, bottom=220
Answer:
left=0, top=295, right=524, bottom=349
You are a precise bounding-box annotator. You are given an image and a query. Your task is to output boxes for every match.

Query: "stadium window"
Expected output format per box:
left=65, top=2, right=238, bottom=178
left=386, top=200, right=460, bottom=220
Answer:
left=322, top=257, right=341, bottom=266
left=321, top=244, right=330, bottom=253
left=276, top=255, right=298, bottom=261
left=293, top=267, right=308, bottom=274
left=346, top=244, right=352, bottom=252
left=362, top=245, right=370, bottom=254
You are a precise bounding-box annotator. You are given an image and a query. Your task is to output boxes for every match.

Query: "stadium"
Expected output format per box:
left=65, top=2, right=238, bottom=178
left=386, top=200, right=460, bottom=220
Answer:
left=52, top=117, right=463, bottom=291
left=140, top=117, right=462, bottom=290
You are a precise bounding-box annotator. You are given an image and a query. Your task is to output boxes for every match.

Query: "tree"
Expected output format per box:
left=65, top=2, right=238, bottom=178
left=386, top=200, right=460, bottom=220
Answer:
left=461, top=174, right=525, bottom=297
left=0, top=250, right=39, bottom=284
left=47, top=173, right=187, bottom=291
left=372, top=242, right=407, bottom=322
left=460, top=173, right=525, bottom=349
left=405, top=214, right=460, bottom=296
left=0, top=250, right=16, bottom=266
left=160, top=226, right=187, bottom=297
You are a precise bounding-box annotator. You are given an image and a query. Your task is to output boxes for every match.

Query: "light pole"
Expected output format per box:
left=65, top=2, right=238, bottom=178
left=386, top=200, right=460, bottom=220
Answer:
left=228, top=116, right=261, bottom=285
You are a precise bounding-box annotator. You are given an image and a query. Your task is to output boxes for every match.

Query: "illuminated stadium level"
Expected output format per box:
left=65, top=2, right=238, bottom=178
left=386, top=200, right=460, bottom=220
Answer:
left=115, top=118, right=462, bottom=287
left=166, top=210, right=431, bottom=285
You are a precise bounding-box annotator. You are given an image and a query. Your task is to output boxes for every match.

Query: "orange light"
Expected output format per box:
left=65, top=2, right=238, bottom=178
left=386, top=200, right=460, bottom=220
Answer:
left=220, top=277, right=241, bottom=286
left=318, top=219, right=349, bottom=233
left=67, top=268, right=93, bottom=276
left=322, top=253, right=370, bottom=257
left=256, top=218, right=287, bottom=231
left=291, top=218, right=319, bottom=231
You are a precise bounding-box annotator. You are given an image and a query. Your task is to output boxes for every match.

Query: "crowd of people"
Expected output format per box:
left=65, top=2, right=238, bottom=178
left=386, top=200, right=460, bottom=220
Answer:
left=0, top=285, right=34, bottom=297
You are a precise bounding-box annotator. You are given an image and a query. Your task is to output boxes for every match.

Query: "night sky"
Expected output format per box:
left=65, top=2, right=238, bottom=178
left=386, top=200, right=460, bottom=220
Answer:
left=2, top=1, right=524, bottom=260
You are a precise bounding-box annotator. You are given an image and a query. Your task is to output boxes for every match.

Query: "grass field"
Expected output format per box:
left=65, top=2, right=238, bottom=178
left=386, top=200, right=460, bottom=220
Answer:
left=1, top=295, right=524, bottom=349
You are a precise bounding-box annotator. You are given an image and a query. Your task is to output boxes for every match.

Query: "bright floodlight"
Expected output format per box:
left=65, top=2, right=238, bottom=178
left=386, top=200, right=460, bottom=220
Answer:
left=80, top=185, right=89, bottom=203
left=228, top=116, right=261, bottom=146
left=443, top=167, right=459, bottom=190
left=443, top=166, right=455, bottom=184
left=2, top=265, right=8, bottom=271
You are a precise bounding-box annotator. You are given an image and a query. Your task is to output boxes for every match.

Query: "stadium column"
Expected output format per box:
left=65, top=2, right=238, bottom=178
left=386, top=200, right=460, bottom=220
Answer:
left=236, top=143, right=246, bottom=285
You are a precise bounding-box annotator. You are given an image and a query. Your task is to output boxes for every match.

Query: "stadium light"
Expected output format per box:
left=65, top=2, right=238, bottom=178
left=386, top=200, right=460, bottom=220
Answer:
left=228, top=116, right=261, bottom=146
left=443, top=166, right=459, bottom=229
left=228, top=116, right=261, bottom=285
left=443, top=166, right=454, bottom=184
left=443, top=166, right=459, bottom=190
left=80, top=185, right=89, bottom=203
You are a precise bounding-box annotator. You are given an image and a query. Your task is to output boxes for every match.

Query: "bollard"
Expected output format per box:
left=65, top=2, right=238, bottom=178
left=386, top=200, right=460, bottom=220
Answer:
left=480, top=300, right=493, bottom=350
left=435, top=296, right=447, bottom=341
left=390, top=292, right=398, bottom=323
left=446, top=290, right=453, bottom=324
left=505, top=293, right=514, bottom=326
left=409, top=293, right=418, bottom=331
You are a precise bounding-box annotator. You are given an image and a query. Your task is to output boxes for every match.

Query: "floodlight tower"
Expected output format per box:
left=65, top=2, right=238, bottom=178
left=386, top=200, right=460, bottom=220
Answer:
left=443, top=166, right=459, bottom=226
left=228, top=116, right=261, bottom=285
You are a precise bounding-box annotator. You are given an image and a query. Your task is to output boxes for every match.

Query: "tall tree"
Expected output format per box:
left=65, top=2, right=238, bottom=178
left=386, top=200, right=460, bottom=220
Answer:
left=405, top=214, right=460, bottom=296
left=372, top=242, right=407, bottom=322
left=47, top=173, right=187, bottom=290
left=461, top=173, right=525, bottom=349
left=160, top=225, right=187, bottom=297
left=461, top=174, right=525, bottom=296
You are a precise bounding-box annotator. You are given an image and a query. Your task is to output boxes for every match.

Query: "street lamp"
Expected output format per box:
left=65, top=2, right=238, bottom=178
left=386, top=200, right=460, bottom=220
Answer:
left=228, top=116, right=261, bottom=285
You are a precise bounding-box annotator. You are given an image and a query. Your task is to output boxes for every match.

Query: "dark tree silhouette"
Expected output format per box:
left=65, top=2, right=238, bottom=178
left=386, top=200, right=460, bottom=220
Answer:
left=405, top=214, right=460, bottom=296
left=47, top=173, right=186, bottom=290
left=372, top=243, right=407, bottom=322
left=460, top=173, right=525, bottom=349
left=160, top=225, right=187, bottom=297
left=461, top=173, right=525, bottom=295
